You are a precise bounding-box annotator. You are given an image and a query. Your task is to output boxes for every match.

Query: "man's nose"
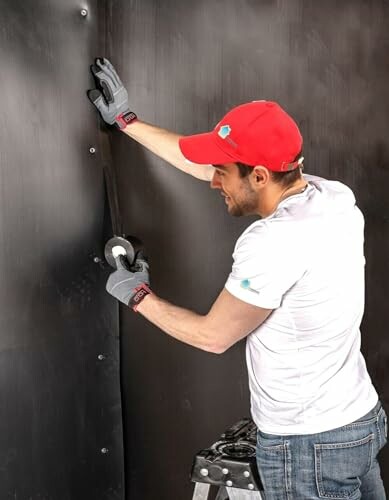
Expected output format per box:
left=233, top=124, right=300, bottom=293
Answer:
left=210, top=172, right=221, bottom=190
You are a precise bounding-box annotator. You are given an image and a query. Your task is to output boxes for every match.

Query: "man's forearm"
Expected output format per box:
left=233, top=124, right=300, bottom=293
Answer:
left=135, top=293, right=223, bottom=354
left=122, top=120, right=214, bottom=181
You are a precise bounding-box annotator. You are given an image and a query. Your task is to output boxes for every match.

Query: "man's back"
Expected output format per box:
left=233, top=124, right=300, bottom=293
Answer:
left=225, top=174, right=378, bottom=434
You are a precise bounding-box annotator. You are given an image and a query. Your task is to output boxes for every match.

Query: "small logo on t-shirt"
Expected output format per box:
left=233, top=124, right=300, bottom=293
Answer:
left=240, top=279, right=260, bottom=294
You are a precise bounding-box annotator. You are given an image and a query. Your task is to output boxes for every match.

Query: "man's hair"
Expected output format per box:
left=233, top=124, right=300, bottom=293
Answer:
left=236, top=152, right=303, bottom=188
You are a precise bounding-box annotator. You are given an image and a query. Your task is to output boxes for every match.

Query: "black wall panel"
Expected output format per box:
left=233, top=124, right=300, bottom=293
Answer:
left=105, top=1, right=389, bottom=499
left=0, top=1, right=124, bottom=499
left=1, top=1, right=388, bottom=499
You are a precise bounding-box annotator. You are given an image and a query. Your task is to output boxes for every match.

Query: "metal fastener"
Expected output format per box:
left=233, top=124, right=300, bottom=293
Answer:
left=243, top=471, right=250, bottom=478
left=222, top=468, right=229, bottom=475
left=200, top=468, right=209, bottom=477
left=101, top=448, right=109, bottom=454
left=89, top=147, right=96, bottom=154
left=80, top=9, right=88, bottom=17
left=248, top=484, right=254, bottom=490
left=226, top=480, right=233, bottom=487
left=98, top=354, right=106, bottom=361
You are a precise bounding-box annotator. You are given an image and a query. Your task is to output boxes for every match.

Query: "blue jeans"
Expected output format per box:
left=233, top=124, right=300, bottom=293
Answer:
left=256, top=401, right=387, bottom=499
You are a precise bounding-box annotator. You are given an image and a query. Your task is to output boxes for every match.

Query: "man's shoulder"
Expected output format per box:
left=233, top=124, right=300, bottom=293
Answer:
left=234, top=219, right=287, bottom=258
left=304, top=173, right=356, bottom=199
left=237, top=219, right=270, bottom=243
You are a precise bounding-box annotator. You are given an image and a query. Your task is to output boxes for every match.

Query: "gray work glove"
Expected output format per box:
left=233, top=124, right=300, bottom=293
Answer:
left=106, top=252, right=152, bottom=310
left=87, top=57, right=137, bottom=129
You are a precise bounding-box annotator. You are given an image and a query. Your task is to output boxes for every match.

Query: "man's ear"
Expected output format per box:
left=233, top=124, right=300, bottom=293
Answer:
left=252, top=166, right=270, bottom=186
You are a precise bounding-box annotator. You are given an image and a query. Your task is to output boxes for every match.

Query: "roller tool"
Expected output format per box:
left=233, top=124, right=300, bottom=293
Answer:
left=98, top=113, right=143, bottom=269
left=104, top=235, right=143, bottom=269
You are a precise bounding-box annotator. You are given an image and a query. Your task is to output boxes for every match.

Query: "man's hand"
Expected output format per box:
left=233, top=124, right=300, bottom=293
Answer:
left=106, top=251, right=152, bottom=310
left=87, top=57, right=137, bottom=129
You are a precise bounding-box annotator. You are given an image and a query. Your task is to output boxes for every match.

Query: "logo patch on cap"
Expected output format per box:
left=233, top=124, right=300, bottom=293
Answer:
left=218, top=125, right=231, bottom=139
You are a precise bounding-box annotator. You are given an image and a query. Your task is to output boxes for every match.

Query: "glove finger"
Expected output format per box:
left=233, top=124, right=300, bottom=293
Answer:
left=90, top=63, right=103, bottom=79
left=87, top=88, right=101, bottom=104
left=135, top=250, right=149, bottom=263
left=92, top=59, right=117, bottom=94
left=114, top=255, right=131, bottom=271
left=138, top=262, right=149, bottom=273
left=102, top=58, right=122, bottom=86
left=99, top=58, right=121, bottom=87
left=90, top=63, right=109, bottom=90
left=90, top=64, right=114, bottom=103
left=99, top=79, right=115, bottom=104
left=87, top=89, right=108, bottom=113
left=97, top=58, right=120, bottom=90
left=132, top=254, right=149, bottom=273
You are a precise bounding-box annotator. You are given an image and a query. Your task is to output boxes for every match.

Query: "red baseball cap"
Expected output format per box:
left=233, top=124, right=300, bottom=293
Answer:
left=179, top=101, right=303, bottom=172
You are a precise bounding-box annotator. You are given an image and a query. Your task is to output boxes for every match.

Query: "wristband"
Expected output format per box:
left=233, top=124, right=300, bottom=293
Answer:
left=115, top=111, right=138, bottom=130
left=130, top=284, right=152, bottom=312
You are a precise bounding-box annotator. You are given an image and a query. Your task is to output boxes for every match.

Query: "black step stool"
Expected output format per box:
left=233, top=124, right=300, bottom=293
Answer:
left=191, top=418, right=264, bottom=499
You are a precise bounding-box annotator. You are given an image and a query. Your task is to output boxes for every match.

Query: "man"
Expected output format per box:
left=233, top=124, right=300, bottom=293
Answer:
left=88, top=58, right=387, bottom=499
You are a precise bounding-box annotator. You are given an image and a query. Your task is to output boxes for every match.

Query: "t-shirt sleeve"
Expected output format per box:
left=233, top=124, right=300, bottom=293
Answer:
left=225, top=224, right=304, bottom=309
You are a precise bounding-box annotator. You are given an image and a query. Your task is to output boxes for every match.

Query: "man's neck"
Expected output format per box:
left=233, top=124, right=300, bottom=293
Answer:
left=260, top=177, right=308, bottom=218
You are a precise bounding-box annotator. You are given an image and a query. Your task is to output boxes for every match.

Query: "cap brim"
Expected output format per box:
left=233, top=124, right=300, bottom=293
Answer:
left=179, top=132, right=237, bottom=165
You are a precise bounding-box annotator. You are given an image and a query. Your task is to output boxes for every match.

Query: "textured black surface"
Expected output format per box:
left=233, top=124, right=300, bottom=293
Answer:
left=1, top=1, right=388, bottom=499
left=0, top=1, right=124, bottom=499
left=105, top=1, right=389, bottom=498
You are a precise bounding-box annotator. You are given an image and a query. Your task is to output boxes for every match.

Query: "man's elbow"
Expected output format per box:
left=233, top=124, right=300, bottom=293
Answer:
left=213, top=345, right=229, bottom=355
left=203, top=344, right=226, bottom=355
left=202, top=339, right=230, bottom=355
left=199, top=323, right=233, bottom=354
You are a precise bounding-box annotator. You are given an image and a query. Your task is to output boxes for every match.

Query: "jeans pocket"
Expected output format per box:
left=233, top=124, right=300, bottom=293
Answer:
left=314, top=433, right=374, bottom=499
left=256, top=434, right=292, bottom=500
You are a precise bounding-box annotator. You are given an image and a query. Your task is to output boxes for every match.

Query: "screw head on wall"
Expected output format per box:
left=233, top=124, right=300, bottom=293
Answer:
left=80, top=9, right=88, bottom=17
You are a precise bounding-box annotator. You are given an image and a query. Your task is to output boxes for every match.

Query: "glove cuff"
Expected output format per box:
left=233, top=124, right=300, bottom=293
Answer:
left=130, top=283, right=152, bottom=312
left=115, top=111, right=138, bottom=130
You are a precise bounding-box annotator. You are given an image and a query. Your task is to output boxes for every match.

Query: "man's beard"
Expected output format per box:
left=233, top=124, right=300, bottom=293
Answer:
left=228, top=183, right=258, bottom=217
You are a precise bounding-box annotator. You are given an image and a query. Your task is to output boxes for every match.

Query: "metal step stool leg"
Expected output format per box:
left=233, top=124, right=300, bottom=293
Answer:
left=192, top=482, right=211, bottom=500
left=215, top=485, right=229, bottom=500
left=192, top=482, right=264, bottom=500
left=226, top=487, right=263, bottom=499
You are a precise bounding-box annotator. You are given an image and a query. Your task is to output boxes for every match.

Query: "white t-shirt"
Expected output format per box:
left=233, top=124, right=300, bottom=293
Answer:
left=225, top=174, right=378, bottom=435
